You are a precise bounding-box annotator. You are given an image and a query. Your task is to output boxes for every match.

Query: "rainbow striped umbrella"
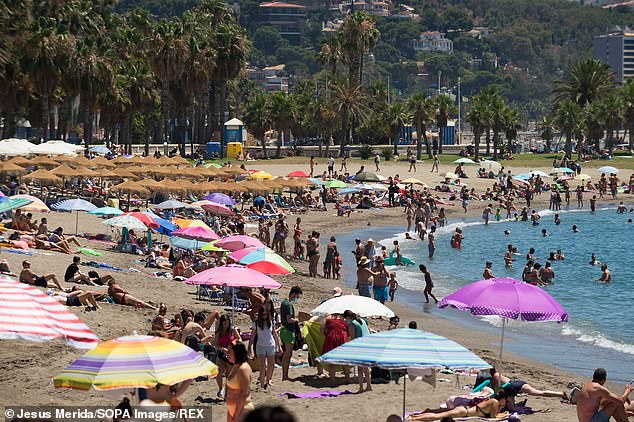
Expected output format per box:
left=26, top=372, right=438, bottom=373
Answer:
left=229, top=247, right=294, bottom=274
left=318, top=328, right=490, bottom=420
left=0, top=277, right=99, bottom=349
left=54, top=334, right=217, bottom=390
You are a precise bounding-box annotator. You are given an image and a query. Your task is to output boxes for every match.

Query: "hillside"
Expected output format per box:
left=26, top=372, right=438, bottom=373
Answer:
left=116, top=0, right=634, bottom=110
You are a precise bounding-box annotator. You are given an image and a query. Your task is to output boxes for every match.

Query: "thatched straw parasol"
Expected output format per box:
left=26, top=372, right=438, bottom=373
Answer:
left=23, top=169, right=62, bottom=183
left=30, top=156, right=60, bottom=168
left=51, top=164, right=78, bottom=178
left=0, top=161, right=28, bottom=175
left=9, top=156, right=32, bottom=167
left=111, top=168, right=138, bottom=179
left=88, top=156, right=116, bottom=168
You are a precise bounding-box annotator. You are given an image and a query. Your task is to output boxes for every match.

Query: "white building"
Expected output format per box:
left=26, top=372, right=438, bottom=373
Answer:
left=411, top=31, right=453, bottom=53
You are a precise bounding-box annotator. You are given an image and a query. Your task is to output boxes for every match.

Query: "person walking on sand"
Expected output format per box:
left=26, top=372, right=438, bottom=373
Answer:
left=327, top=155, right=334, bottom=177
left=576, top=368, right=631, bottom=422
left=374, top=153, right=381, bottom=172
left=408, top=153, right=417, bottom=172
left=340, top=155, right=347, bottom=172
left=431, top=155, right=439, bottom=173
left=419, top=264, right=438, bottom=303
left=280, top=286, right=302, bottom=381
left=482, top=203, right=492, bottom=225
left=309, top=156, right=315, bottom=177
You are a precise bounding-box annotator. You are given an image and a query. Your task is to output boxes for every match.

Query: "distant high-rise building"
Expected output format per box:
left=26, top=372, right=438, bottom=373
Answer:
left=593, top=26, right=634, bottom=83
left=259, top=2, right=306, bottom=40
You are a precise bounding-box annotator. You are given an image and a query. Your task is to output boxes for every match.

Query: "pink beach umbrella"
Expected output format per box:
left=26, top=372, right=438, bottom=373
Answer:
left=172, top=225, right=220, bottom=241
left=201, top=202, right=234, bottom=217
left=214, top=235, right=264, bottom=251
left=0, top=276, right=99, bottom=349
left=438, top=277, right=568, bottom=363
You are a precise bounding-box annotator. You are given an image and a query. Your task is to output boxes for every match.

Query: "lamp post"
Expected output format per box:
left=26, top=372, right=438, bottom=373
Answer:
left=163, top=141, right=168, bottom=156
left=457, top=77, right=461, bottom=145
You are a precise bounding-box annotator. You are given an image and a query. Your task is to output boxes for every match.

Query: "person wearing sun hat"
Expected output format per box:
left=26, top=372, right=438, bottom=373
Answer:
left=356, top=256, right=378, bottom=298
left=363, top=238, right=377, bottom=266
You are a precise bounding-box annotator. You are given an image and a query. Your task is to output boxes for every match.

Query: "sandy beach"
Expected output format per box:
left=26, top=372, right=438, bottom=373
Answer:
left=1, top=157, right=630, bottom=422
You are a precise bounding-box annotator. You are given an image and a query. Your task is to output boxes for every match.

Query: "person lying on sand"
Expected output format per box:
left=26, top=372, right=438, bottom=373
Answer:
left=490, top=367, right=568, bottom=407
left=34, top=234, right=75, bottom=254
left=407, top=390, right=508, bottom=421
left=19, top=260, right=63, bottom=290
left=107, top=279, right=157, bottom=310
left=52, top=286, right=100, bottom=310
left=49, top=227, right=81, bottom=248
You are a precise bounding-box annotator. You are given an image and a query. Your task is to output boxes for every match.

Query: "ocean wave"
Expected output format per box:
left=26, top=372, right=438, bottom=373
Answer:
left=562, top=327, right=634, bottom=356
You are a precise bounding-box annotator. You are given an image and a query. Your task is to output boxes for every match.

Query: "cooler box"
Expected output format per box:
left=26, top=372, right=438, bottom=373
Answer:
left=226, top=142, right=243, bottom=160
left=206, top=142, right=221, bottom=157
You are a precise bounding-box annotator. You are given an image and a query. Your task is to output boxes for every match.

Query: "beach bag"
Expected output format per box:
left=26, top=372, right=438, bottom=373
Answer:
left=292, top=323, right=304, bottom=351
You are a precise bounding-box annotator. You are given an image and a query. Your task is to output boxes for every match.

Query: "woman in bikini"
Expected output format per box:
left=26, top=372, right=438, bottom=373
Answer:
left=107, top=279, right=157, bottom=310
left=225, top=341, right=254, bottom=422
left=214, top=314, right=241, bottom=398
left=407, top=390, right=508, bottom=421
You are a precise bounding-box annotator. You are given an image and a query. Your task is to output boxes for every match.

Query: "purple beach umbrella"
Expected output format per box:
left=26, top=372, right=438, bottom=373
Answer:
left=438, top=277, right=568, bottom=363
left=205, top=192, right=236, bottom=206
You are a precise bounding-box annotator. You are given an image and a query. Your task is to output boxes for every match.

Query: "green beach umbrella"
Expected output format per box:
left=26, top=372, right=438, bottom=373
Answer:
left=325, top=179, right=347, bottom=189
left=453, top=157, right=476, bottom=164
left=0, top=197, right=33, bottom=214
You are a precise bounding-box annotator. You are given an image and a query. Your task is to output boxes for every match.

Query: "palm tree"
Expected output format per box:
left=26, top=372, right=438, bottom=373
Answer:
left=243, top=91, right=270, bottom=158
left=338, top=12, right=379, bottom=85
left=583, top=102, right=604, bottom=155
left=328, top=79, right=367, bottom=157
left=434, top=95, right=456, bottom=155
left=266, top=91, right=295, bottom=158
left=620, top=79, right=634, bottom=150
left=598, top=92, right=624, bottom=155
left=502, top=105, right=522, bottom=154
left=553, top=59, right=616, bottom=106
left=318, top=36, right=342, bottom=76
left=407, top=93, right=435, bottom=159
left=466, top=96, right=486, bottom=161
left=538, top=115, right=556, bottom=153
left=385, top=102, right=411, bottom=155
left=554, top=99, right=583, bottom=159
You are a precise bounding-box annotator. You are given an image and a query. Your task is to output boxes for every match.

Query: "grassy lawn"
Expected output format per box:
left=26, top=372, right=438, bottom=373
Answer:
left=243, top=153, right=634, bottom=170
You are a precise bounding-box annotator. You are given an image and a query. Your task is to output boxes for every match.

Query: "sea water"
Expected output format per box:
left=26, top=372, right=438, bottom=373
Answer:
left=336, top=206, right=634, bottom=381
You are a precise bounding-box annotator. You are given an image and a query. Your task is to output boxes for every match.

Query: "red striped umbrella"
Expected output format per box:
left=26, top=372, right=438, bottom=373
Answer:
left=0, top=277, right=99, bottom=349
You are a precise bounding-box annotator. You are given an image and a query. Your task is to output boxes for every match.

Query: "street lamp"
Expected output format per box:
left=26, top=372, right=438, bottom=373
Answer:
left=163, top=141, right=168, bottom=156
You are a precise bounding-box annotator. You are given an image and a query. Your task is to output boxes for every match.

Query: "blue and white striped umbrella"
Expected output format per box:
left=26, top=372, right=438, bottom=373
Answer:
left=89, top=207, right=124, bottom=217
left=52, top=198, right=97, bottom=212
left=318, top=328, right=490, bottom=371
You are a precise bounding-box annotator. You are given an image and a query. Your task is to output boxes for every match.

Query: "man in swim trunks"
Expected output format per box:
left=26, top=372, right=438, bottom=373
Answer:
left=19, top=260, right=63, bottom=290
left=576, top=368, right=631, bottom=422
left=482, top=261, right=495, bottom=279
left=504, top=244, right=515, bottom=267
left=598, top=264, right=611, bottom=282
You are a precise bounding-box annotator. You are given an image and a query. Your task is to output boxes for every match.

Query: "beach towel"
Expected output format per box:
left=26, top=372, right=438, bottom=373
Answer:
left=453, top=413, right=512, bottom=421
left=278, top=390, right=354, bottom=399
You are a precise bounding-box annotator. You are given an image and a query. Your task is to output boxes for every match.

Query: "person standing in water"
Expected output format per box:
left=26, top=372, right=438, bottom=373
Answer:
left=598, top=264, right=611, bottom=282
left=483, top=261, right=495, bottom=279
left=427, top=226, right=436, bottom=258
left=419, top=264, right=438, bottom=303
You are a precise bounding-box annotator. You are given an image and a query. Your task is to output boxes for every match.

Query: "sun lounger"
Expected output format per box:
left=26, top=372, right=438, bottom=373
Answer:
left=197, top=285, right=223, bottom=304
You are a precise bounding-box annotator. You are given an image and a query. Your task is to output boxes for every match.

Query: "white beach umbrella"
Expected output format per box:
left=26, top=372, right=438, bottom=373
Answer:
left=0, top=138, right=36, bottom=156
left=32, top=140, right=84, bottom=156
left=311, top=295, right=395, bottom=318
left=597, top=166, right=619, bottom=174
left=528, top=170, right=549, bottom=177
left=480, top=161, right=502, bottom=172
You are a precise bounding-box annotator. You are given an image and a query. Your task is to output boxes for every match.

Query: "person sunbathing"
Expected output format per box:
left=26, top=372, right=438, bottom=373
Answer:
left=490, top=367, right=568, bottom=405
left=407, top=390, right=508, bottom=421
left=52, top=286, right=100, bottom=310
left=64, top=256, right=99, bottom=286
left=107, top=279, right=157, bottom=310
left=19, top=260, right=64, bottom=289
left=173, top=256, right=196, bottom=278
left=49, top=227, right=81, bottom=250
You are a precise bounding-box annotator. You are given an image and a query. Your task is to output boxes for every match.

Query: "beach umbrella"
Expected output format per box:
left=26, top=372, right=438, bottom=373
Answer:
left=185, top=265, right=281, bottom=289
left=311, top=295, right=395, bottom=318
left=0, top=138, right=36, bottom=155
left=71, top=156, right=92, bottom=168
left=221, top=166, right=248, bottom=176
left=32, top=140, right=84, bottom=156
left=552, top=167, right=574, bottom=174
left=325, top=179, right=347, bottom=188
left=51, top=164, right=80, bottom=178
left=400, top=178, right=427, bottom=187
left=111, top=181, right=149, bottom=211
left=287, top=170, right=309, bottom=178
left=23, top=169, right=62, bottom=184
left=318, top=328, right=490, bottom=421
left=0, top=276, right=99, bottom=349
left=514, top=173, right=531, bottom=180
left=144, top=210, right=177, bottom=235
left=352, top=171, right=381, bottom=182
left=173, top=218, right=214, bottom=231
left=103, top=215, right=149, bottom=232
left=438, top=277, right=568, bottom=363
left=9, top=156, right=32, bottom=166
left=201, top=202, right=234, bottom=217
left=0, top=196, right=33, bottom=213
left=52, top=198, right=97, bottom=234
left=205, top=192, right=236, bottom=206
left=89, top=145, right=111, bottom=155
left=251, top=170, right=273, bottom=180
left=200, top=243, right=228, bottom=252
left=172, top=225, right=220, bottom=241
left=337, top=187, right=362, bottom=195
left=246, top=261, right=293, bottom=275
left=111, top=168, right=137, bottom=179
left=480, top=160, right=502, bottom=173
left=453, top=157, right=476, bottom=164
left=597, top=165, right=619, bottom=174
left=10, top=194, right=49, bottom=212
left=53, top=334, right=217, bottom=391
left=213, top=235, right=264, bottom=251
left=228, top=247, right=294, bottom=274
left=122, top=212, right=159, bottom=229
left=441, top=172, right=459, bottom=179
left=154, top=199, right=187, bottom=210
left=358, top=183, right=388, bottom=192
left=575, top=174, right=591, bottom=181
left=528, top=170, right=549, bottom=177
left=170, top=236, right=208, bottom=250
left=511, top=177, right=529, bottom=186
left=307, top=177, right=323, bottom=186
left=0, top=161, right=28, bottom=176
left=89, top=206, right=124, bottom=217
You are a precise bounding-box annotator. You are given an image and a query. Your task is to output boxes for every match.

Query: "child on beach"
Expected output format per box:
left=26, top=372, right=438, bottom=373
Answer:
left=333, top=252, right=341, bottom=280
left=388, top=272, right=398, bottom=301
left=392, top=240, right=403, bottom=266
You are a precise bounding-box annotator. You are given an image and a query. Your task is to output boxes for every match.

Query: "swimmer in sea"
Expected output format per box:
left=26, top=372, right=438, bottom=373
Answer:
left=628, top=219, right=632, bottom=223
left=504, top=244, right=515, bottom=267
left=530, top=210, right=540, bottom=225
left=405, top=232, right=413, bottom=240
left=589, top=253, right=601, bottom=266
left=554, top=213, right=561, bottom=225
left=526, top=247, right=536, bottom=262
left=555, top=249, right=565, bottom=260
left=617, top=202, right=626, bottom=214
left=542, top=229, right=549, bottom=237
left=483, top=261, right=495, bottom=279
left=504, top=230, right=510, bottom=236
left=589, top=195, right=596, bottom=213
left=572, top=225, right=580, bottom=233
left=597, top=264, right=611, bottom=282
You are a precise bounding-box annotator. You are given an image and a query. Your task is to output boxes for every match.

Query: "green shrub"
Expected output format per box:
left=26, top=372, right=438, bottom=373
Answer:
left=359, top=144, right=373, bottom=159
left=381, top=147, right=393, bottom=161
